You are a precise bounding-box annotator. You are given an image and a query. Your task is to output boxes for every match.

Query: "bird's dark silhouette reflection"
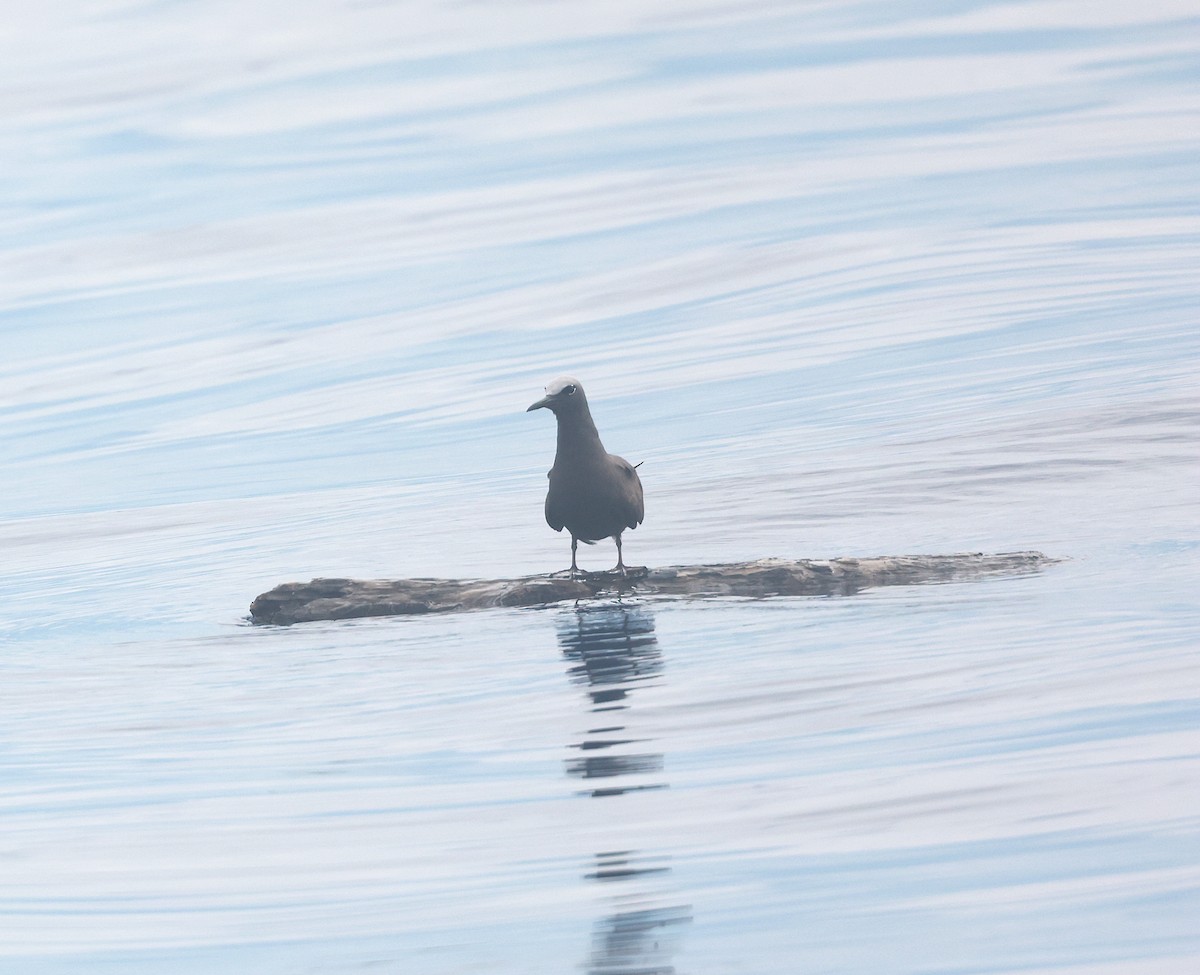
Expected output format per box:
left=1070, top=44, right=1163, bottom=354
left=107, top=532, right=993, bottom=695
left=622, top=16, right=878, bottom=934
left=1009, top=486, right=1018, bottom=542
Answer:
left=559, top=603, right=666, bottom=797
left=556, top=604, right=691, bottom=974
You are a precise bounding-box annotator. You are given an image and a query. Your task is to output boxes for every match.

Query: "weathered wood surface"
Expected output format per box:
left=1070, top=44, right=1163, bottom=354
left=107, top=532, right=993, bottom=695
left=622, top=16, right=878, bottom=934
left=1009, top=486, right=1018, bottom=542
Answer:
left=249, top=551, right=1057, bottom=625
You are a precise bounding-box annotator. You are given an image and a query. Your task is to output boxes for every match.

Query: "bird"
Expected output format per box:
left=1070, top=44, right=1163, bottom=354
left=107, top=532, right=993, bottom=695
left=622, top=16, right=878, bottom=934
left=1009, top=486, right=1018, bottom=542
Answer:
left=527, top=377, right=644, bottom=577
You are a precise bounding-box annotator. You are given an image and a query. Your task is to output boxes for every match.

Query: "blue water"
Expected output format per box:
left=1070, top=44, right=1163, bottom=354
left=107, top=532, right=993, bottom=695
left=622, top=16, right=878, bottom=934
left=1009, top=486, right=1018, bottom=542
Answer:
left=1, top=1, right=1198, bottom=972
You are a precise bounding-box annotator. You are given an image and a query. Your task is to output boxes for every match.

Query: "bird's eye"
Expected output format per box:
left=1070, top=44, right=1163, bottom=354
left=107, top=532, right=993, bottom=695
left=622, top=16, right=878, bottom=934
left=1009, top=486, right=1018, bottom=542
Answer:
left=564, top=384, right=577, bottom=396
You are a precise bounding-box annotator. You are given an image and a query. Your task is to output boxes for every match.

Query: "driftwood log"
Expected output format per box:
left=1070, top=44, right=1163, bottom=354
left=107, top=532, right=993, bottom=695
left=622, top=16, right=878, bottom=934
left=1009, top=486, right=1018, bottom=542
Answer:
left=249, top=551, right=1057, bottom=625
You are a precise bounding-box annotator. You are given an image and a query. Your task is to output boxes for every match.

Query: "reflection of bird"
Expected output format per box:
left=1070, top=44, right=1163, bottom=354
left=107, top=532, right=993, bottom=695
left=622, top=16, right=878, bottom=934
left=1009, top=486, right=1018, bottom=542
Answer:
left=527, top=377, right=644, bottom=576
left=558, top=605, right=664, bottom=795
left=557, top=604, right=691, bottom=970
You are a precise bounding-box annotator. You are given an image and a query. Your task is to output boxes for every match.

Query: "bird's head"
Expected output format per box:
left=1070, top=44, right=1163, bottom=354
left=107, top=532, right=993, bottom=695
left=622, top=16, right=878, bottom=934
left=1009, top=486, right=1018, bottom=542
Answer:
left=527, top=376, right=588, bottom=415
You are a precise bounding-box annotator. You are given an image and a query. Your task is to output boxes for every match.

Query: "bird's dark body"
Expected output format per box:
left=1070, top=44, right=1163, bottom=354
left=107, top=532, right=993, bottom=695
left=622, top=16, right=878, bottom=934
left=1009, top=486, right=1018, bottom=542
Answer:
left=545, top=452, right=644, bottom=542
left=527, top=376, right=644, bottom=574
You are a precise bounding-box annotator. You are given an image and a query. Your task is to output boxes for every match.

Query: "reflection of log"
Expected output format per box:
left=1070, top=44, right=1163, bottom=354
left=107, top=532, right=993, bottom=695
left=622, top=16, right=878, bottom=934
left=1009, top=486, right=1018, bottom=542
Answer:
left=249, top=551, right=1057, bottom=625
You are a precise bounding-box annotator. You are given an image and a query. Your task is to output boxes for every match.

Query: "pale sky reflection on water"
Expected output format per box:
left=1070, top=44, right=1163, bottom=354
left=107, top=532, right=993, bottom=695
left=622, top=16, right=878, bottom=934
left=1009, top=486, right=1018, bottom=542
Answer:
left=0, top=1, right=1198, bottom=972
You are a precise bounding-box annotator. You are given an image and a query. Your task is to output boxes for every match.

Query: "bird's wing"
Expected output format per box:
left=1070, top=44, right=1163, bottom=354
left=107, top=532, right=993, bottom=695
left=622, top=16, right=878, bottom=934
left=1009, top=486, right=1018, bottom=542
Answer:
left=544, top=469, right=565, bottom=532
left=613, top=456, right=645, bottom=528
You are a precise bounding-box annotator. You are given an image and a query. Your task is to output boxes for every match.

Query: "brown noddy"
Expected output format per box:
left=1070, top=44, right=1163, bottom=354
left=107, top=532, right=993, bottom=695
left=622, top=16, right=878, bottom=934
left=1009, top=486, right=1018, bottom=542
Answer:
left=527, top=376, right=644, bottom=576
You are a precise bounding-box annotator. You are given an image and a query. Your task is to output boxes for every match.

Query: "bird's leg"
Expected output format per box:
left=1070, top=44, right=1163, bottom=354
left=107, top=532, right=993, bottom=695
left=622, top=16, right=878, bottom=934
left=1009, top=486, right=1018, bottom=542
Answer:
left=570, top=535, right=581, bottom=579
left=613, top=533, right=626, bottom=575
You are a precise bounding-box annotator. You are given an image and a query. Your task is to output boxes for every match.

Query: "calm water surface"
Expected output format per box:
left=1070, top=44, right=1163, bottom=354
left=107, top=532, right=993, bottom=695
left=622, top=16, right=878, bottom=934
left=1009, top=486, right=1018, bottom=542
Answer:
left=1, top=1, right=1198, bottom=972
